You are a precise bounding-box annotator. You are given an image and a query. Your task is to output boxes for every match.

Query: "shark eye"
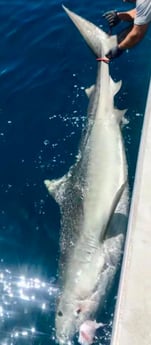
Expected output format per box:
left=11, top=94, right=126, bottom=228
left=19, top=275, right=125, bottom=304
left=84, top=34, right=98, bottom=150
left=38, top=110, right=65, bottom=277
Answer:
left=58, top=311, right=63, bottom=317
left=76, top=308, right=81, bottom=315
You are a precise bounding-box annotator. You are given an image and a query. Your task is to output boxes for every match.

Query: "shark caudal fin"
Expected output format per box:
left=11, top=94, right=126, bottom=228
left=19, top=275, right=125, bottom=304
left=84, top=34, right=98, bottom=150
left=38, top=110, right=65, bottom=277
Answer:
left=62, top=5, right=117, bottom=57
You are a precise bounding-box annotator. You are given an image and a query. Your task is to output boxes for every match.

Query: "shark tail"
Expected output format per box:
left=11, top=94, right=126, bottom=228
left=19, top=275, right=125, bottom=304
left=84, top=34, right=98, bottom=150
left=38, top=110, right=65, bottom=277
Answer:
left=62, top=5, right=117, bottom=57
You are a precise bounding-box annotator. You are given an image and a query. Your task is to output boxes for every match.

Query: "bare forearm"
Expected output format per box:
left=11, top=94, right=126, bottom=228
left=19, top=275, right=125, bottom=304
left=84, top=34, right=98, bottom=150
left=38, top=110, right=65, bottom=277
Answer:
left=117, top=9, right=136, bottom=22
left=119, top=24, right=148, bottom=49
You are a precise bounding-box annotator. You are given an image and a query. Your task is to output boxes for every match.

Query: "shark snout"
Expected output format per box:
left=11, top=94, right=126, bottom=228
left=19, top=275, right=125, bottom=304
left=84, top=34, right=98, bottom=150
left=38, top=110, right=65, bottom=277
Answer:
left=56, top=331, right=73, bottom=345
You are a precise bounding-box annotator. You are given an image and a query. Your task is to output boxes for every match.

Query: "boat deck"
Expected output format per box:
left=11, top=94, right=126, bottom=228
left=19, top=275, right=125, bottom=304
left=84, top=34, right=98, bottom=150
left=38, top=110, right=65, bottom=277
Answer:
left=110, top=80, right=151, bottom=345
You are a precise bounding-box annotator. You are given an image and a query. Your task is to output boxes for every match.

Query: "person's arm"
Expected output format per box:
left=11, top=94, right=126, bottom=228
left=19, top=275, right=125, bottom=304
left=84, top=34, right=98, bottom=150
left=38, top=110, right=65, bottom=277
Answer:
left=97, top=23, right=149, bottom=62
left=117, top=9, right=136, bottom=22
left=102, top=8, right=136, bottom=28
left=119, top=23, right=149, bottom=49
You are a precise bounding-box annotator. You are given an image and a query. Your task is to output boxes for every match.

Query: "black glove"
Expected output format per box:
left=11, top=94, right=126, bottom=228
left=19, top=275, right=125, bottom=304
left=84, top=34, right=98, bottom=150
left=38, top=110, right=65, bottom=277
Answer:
left=106, top=46, right=123, bottom=60
left=103, top=11, right=121, bottom=28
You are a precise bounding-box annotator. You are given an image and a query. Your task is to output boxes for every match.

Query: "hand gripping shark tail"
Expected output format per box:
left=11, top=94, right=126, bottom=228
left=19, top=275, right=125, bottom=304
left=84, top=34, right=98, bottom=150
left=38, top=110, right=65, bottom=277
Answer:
left=62, top=5, right=117, bottom=57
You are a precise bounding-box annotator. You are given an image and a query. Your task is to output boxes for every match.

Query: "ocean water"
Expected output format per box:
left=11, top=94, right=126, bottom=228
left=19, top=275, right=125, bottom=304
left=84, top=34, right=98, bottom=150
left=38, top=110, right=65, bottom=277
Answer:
left=0, top=0, right=150, bottom=344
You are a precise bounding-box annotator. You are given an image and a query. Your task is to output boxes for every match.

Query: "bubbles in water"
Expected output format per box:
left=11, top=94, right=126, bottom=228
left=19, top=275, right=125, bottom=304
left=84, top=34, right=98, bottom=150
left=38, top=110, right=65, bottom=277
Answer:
left=43, top=139, right=50, bottom=146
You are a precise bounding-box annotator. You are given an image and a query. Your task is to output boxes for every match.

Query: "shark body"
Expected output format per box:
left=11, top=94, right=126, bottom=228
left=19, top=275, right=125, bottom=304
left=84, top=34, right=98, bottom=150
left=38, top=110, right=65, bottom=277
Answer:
left=45, top=6, right=129, bottom=344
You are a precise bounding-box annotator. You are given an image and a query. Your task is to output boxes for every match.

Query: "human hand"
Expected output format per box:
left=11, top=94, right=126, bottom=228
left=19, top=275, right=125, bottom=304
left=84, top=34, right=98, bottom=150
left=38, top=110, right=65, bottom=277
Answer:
left=106, top=46, right=123, bottom=59
left=97, top=46, right=123, bottom=63
left=102, top=11, right=121, bottom=28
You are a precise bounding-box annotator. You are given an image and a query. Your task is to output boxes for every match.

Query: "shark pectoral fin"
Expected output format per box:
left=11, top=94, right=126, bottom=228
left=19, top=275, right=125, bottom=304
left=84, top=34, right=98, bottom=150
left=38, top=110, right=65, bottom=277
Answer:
left=44, top=175, right=67, bottom=204
left=109, top=181, right=127, bottom=217
left=101, top=181, right=127, bottom=241
left=85, top=85, right=95, bottom=98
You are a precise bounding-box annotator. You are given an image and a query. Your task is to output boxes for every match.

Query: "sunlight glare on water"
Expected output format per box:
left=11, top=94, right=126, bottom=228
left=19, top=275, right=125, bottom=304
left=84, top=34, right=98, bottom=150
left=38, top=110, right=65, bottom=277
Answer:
left=0, top=268, right=58, bottom=344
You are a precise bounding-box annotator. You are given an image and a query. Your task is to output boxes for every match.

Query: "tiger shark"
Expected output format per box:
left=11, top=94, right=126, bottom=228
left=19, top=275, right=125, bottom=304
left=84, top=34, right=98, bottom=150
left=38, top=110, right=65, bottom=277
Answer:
left=44, top=5, right=129, bottom=345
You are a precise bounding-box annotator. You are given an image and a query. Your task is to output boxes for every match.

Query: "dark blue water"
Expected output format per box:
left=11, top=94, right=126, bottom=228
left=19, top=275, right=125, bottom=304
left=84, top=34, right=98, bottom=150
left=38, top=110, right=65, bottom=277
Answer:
left=0, top=0, right=150, bottom=344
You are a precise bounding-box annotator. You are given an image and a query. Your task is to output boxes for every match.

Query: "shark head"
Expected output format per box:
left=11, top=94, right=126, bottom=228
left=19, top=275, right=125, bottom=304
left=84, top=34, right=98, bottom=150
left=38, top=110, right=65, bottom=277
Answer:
left=55, top=247, right=108, bottom=345
left=56, top=289, right=99, bottom=344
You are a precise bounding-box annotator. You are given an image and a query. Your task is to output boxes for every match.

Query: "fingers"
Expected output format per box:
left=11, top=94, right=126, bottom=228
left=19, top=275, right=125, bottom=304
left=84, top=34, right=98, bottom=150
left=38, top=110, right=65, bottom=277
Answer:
left=106, top=46, right=123, bottom=59
left=96, top=46, right=123, bottom=63
left=102, top=11, right=121, bottom=28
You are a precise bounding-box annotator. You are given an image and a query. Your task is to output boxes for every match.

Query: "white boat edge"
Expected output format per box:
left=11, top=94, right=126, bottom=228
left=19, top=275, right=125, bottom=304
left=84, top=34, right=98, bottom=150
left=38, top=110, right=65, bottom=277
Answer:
left=110, top=78, right=151, bottom=345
